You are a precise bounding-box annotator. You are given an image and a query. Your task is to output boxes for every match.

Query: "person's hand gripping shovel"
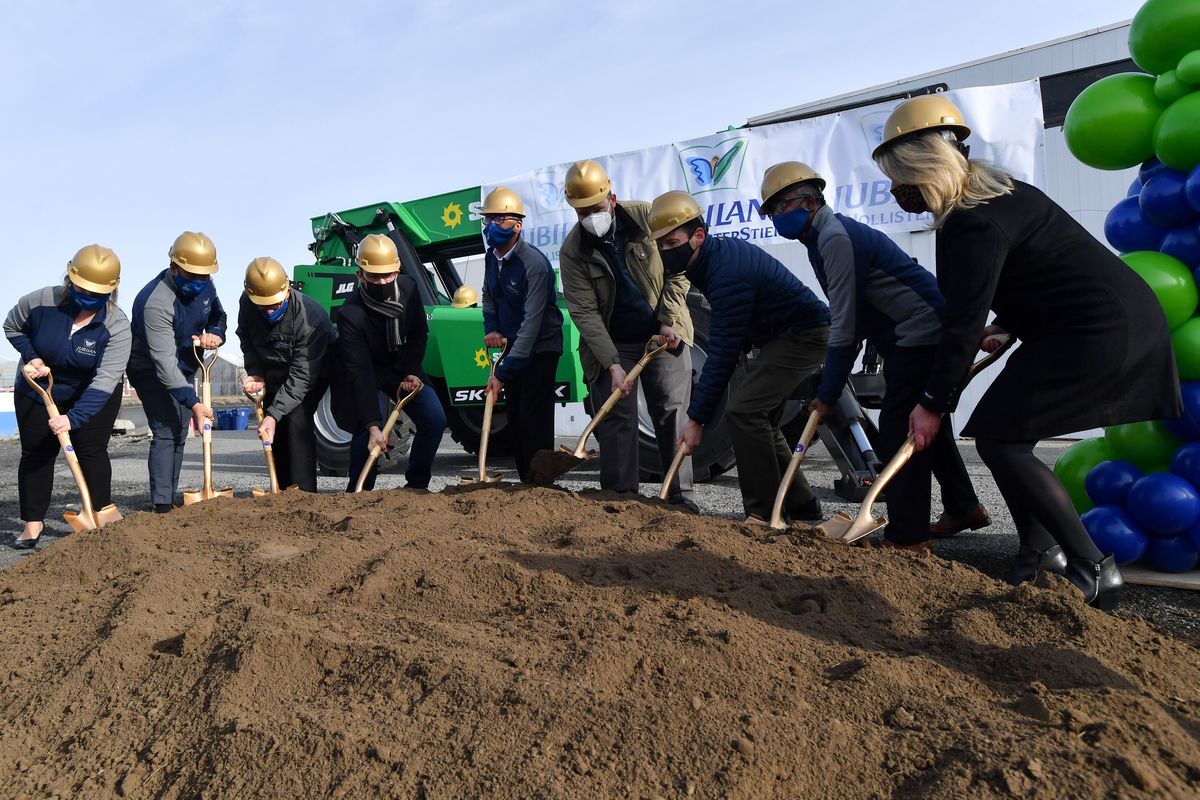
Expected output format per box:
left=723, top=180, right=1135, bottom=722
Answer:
left=818, top=334, right=1014, bottom=544
left=22, top=365, right=123, bottom=532
left=529, top=336, right=671, bottom=485
left=352, top=382, right=425, bottom=493
left=183, top=340, right=234, bottom=505
left=461, top=338, right=506, bottom=484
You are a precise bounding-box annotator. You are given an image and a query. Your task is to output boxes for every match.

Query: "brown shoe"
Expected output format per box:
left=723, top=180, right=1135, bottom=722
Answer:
left=929, top=504, right=991, bottom=538
left=881, top=538, right=934, bottom=554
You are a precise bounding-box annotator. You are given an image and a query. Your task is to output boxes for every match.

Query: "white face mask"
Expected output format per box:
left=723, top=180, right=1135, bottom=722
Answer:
left=580, top=207, right=614, bottom=238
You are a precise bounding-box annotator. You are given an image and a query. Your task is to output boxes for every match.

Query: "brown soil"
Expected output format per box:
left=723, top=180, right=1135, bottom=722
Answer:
left=1, top=486, right=1199, bottom=798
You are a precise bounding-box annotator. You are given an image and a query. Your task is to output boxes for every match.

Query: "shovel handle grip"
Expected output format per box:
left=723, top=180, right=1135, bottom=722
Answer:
left=22, top=364, right=55, bottom=403
left=768, top=409, right=821, bottom=529
left=571, top=337, right=671, bottom=458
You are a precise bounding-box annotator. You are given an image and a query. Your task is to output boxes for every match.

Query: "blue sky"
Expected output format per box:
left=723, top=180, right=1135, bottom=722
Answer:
left=1, top=0, right=1143, bottom=362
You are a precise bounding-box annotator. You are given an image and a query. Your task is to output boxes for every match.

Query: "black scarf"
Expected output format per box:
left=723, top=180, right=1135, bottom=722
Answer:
left=359, top=280, right=407, bottom=351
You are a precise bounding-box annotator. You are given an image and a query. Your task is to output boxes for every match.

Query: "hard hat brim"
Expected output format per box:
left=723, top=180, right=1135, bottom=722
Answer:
left=246, top=288, right=289, bottom=306
left=872, top=124, right=972, bottom=160
left=170, top=255, right=219, bottom=275
left=68, top=273, right=118, bottom=295
left=565, top=188, right=611, bottom=209
left=762, top=177, right=828, bottom=211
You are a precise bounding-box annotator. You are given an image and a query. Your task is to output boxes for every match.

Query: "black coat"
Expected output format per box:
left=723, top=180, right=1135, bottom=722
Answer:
left=923, top=180, right=1181, bottom=440
left=236, top=292, right=335, bottom=421
left=330, top=278, right=427, bottom=432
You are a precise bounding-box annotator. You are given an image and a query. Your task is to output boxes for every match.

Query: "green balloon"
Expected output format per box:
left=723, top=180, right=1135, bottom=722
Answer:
left=1055, top=437, right=1116, bottom=513
left=1105, top=420, right=1183, bottom=474
left=1171, top=316, right=1200, bottom=379
left=1121, top=251, right=1198, bottom=329
left=1154, top=91, right=1200, bottom=170
left=1130, top=0, right=1200, bottom=75
left=1064, top=73, right=1166, bottom=169
left=1155, top=71, right=1193, bottom=104
left=1178, top=50, right=1200, bottom=84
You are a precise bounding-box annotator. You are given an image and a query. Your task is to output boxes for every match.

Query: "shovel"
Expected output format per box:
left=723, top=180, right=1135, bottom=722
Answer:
left=818, top=334, right=1014, bottom=544
left=22, top=365, right=123, bottom=532
left=461, top=339, right=506, bottom=484
left=766, top=409, right=822, bottom=530
left=658, top=442, right=688, bottom=501
left=353, top=383, right=424, bottom=493
left=529, top=336, right=671, bottom=485
left=183, top=341, right=234, bottom=505
left=245, top=388, right=282, bottom=497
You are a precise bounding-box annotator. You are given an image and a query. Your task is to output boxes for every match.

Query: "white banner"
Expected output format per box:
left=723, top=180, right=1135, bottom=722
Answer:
left=484, top=80, right=1045, bottom=266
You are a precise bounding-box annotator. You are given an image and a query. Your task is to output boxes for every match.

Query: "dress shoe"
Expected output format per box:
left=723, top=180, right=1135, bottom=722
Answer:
left=668, top=495, right=701, bottom=515
left=1004, top=544, right=1068, bottom=586
left=11, top=530, right=43, bottom=550
left=789, top=498, right=822, bottom=522
left=930, top=504, right=991, bottom=538
left=1066, top=554, right=1124, bottom=611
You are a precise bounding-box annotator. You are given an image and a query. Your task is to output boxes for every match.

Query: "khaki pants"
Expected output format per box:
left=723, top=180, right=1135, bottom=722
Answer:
left=725, top=325, right=829, bottom=519
left=588, top=341, right=694, bottom=499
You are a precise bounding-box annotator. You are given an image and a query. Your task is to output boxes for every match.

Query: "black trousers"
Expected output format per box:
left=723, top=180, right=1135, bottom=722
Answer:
left=265, top=384, right=323, bottom=492
left=506, top=351, right=559, bottom=483
left=16, top=386, right=123, bottom=521
left=878, top=343, right=979, bottom=544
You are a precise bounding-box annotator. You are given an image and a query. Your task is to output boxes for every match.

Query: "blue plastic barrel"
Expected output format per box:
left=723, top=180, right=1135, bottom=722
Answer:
left=216, top=409, right=234, bottom=430
left=234, top=407, right=251, bottom=431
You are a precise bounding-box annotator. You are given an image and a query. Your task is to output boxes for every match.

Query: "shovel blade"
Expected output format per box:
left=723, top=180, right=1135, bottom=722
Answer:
left=817, top=511, right=855, bottom=540
left=460, top=473, right=504, bottom=485
left=252, top=488, right=268, bottom=497
left=182, top=490, right=204, bottom=506
left=841, top=515, right=888, bottom=544
left=217, top=488, right=234, bottom=499
left=95, top=504, right=123, bottom=527
left=63, top=510, right=97, bottom=533
left=527, top=447, right=591, bottom=485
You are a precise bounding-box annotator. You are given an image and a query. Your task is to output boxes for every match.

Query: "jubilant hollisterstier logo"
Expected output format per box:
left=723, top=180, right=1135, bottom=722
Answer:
left=677, top=136, right=749, bottom=195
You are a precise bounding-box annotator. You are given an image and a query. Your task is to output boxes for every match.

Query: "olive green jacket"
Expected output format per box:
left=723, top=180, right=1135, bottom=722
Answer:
left=559, top=200, right=694, bottom=383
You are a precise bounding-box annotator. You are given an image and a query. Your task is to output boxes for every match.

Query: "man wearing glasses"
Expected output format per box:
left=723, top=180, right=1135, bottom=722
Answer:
left=760, top=161, right=986, bottom=551
left=330, top=233, right=447, bottom=492
left=558, top=160, right=697, bottom=512
left=480, top=187, right=564, bottom=483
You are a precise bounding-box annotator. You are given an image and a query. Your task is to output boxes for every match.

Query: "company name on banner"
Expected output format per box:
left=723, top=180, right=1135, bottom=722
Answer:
left=484, top=80, right=1045, bottom=266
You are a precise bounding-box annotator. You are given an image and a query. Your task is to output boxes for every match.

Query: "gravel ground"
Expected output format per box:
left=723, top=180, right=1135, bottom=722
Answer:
left=1, top=430, right=1198, bottom=646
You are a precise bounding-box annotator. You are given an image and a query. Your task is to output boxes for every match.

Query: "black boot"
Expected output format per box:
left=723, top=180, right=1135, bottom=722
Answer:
left=1066, top=555, right=1124, bottom=611
left=1004, top=544, right=1068, bottom=586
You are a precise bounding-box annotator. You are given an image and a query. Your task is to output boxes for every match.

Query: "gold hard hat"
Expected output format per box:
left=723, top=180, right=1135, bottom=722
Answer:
left=873, top=95, right=971, bottom=159
left=450, top=285, right=480, bottom=308
left=649, top=190, right=704, bottom=240
left=481, top=186, right=526, bottom=217
left=760, top=161, right=826, bottom=210
left=564, top=160, right=612, bottom=208
left=243, top=257, right=290, bottom=306
left=168, top=231, right=219, bottom=275
left=355, top=233, right=401, bottom=274
left=67, top=244, right=121, bottom=294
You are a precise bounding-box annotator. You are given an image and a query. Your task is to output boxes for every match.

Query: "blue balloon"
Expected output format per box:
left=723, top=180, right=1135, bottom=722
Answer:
left=1170, top=440, right=1200, bottom=487
left=1085, top=459, right=1144, bottom=505
left=1140, top=157, right=1170, bottom=185
left=1167, top=381, right=1200, bottom=440
left=1128, top=177, right=1143, bottom=197
left=1127, top=472, right=1200, bottom=535
left=1186, top=163, right=1200, bottom=215
left=1081, top=505, right=1149, bottom=564
left=1145, top=535, right=1200, bottom=573
left=1140, top=170, right=1200, bottom=228
left=1104, top=196, right=1167, bottom=253
left=1162, top=225, right=1200, bottom=270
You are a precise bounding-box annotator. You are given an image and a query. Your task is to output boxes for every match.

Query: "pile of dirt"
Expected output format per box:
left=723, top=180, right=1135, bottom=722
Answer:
left=1, top=486, right=1199, bottom=798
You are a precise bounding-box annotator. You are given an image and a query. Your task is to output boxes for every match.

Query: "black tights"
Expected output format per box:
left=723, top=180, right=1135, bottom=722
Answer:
left=975, top=438, right=1103, bottom=562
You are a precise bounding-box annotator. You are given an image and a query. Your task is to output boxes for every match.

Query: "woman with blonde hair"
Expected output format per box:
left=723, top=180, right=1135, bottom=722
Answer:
left=872, top=95, right=1180, bottom=610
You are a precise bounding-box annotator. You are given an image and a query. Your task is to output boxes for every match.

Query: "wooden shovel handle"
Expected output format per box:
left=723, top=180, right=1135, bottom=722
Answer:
left=572, top=337, right=671, bottom=458
left=22, top=365, right=95, bottom=516
left=768, top=409, right=821, bottom=529
left=354, top=383, right=425, bottom=492
left=245, top=389, right=281, bottom=494
left=476, top=338, right=506, bottom=481
left=659, top=442, right=688, bottom=500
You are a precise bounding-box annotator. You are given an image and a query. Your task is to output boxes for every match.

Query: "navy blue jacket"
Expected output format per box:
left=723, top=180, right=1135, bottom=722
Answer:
left=481, top=237, right=563, bottom=383
left=127, top=270, right=227, bottom=409
left=686, top=235, right=830, bottom=425
left=800, top=206, right=945, bottom=403
left=5, top=286, right=132, bottom=427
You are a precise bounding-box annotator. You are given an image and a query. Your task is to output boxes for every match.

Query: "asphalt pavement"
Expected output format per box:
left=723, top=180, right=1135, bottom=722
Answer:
left=1, top=430, right=1197, bottom=646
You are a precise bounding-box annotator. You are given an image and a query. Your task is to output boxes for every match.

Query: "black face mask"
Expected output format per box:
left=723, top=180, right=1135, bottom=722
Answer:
left=362, top=279, right=398, bottom=301
left=890, top=184, right=929, bottom=214
left=660, top=240, right=695, bottom=276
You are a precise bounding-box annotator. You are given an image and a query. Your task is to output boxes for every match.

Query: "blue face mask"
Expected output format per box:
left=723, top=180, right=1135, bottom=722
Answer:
left=772, top=205, right=813, bottom=240
left=262, top=299, right=289, bottom=324
left=484, top=221, right=518, bottom=250
left=174, top=273, right=210, bottom=300
left=67, top=284, right=108, bottom=311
